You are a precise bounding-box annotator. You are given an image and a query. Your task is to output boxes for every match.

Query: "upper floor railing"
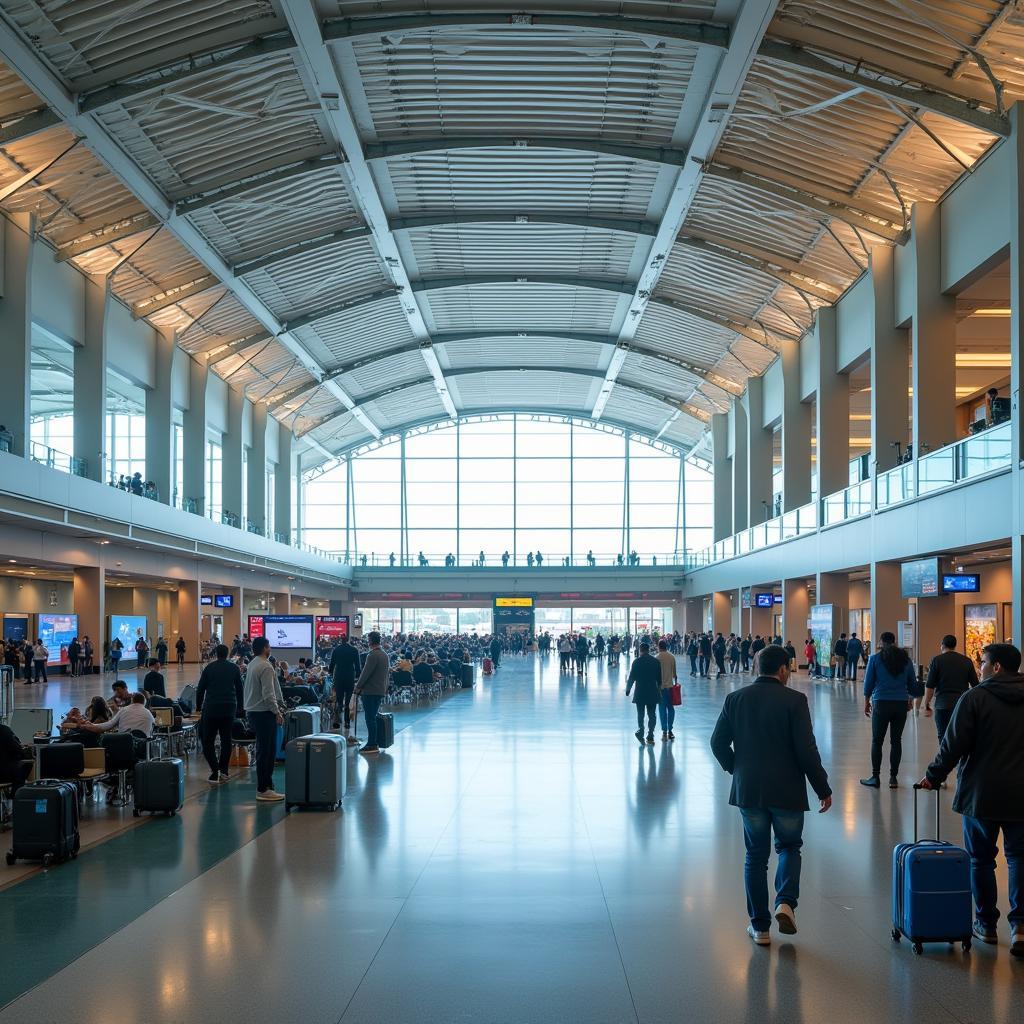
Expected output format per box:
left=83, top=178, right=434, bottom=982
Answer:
left=30, top=440, right=88, bottom=479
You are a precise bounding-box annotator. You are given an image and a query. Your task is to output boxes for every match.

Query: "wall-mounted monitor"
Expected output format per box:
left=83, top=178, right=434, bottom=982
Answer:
left=200, top=595, right=213, bottom=606
left=755, top=593, right=774, bottom=608
left=942, top=573, right=980, bottom=594
left=773, top=594, right=783, bottom=605
left=315, top=615, right=349, bottom=643
left=901, top=557, right=940, bottom=598
left=38, top=613, right=78, bottom=666
left=109, top=615, right=147, bottom=660
left=214, top=594, right=233, bottom=608
left=3, top=615, right=29, bottom=643
left=248, top=614, right=313, bottom=649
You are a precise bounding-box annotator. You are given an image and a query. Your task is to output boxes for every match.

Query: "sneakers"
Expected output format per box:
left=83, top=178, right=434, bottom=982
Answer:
left=256, top=789, right=285, bottom=802
left=661, top=731, right=668, bottom=742
left=775, top=904, right=797, bottom=935
left=668, top=731, right=675, bottom=740
left=208, top=772, right=220, bottom=784
left=359, top=745, right=380, bottom=755
left=860, top=775, right=881, bottom=788
left=1011, top=927, right=1024, bottom=958
left=973, top=920, right=998, bottom=945
left=634, top=729, right=645, bottom=744
left=218, top=772, right=230, bottom=783
left=889, top=776, right=899, bottom=789
left=646, top=734, right=655, bottom=745
left=747, top=924, right=770, bottom=946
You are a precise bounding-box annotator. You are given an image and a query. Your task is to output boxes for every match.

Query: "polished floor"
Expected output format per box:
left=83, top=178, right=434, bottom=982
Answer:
left=2, top=655, right=1021, bottom=1022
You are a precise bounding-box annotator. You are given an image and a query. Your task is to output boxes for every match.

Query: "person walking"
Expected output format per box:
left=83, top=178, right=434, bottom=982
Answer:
left=243, top=636, right=285, bottom=802
left=625, top=641, right=661, bottom=745
left=686, top=634, right=699, bottom=676
left=155, top=636, right=168, bottom=667
left=713, top=632, right=727, bottom=678
left=833, top=633, right=848, bottom=680
left=656, top=639, right=678, bottom=741
left=924, top=634, right=978, bottom=742
left=328, top=634, right=361, bottom=730
left=353, top=631, right=389, bottom=755
left=195, top=643, right=244, bottom=784
left=860, top=631, right=916, bottom=789
left=698, top=633, right=712, bottom=678
left=175, top=636, right=186, bottom=666
left=67, top=636, right=81, bottom=677
left=919, top=643, right=1024, bottom=954
left=110, top=638, right=123, bottom=679
left=710, top=644, right=832, bottom=946
left=489, top=634, right=502, bottom=669
left=845, top=632, right=864, bottom=680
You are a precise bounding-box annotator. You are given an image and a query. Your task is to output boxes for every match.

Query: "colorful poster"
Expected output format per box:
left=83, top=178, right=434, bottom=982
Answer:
left=809, top=604, right=833, bottom=677
left=315, top=616, right=349, bottom=644
left=964, top=604, right=997, bottom=666
left=38, top=613, right=78, bottom=666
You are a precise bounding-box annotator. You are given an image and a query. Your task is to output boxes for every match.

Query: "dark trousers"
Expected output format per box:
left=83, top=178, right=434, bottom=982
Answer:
left=491, top=650, right=501, bottom=667
left=689, top=654, right=698, bottom=674
left=699, top=655, right=710, bottom=676
left=248, top=709, right=278, bottom=793
left=934, top=707, right=954, bottom=743
left=201, top=712, right=234, bottom=775
left=870, top=700, right=909, bottom=776
left=714, top=653, right=726, bottom=676
left=635, top=702, right=657, bottom=735
left=68, top=656, right=78, bottom=676
left=362, top=694, right=383, bottom=747
left=33, top=659, right=47, bottom=682
left=336, top=685, right=354, bottom=728
left=963, top=817, right=1024, bottom=928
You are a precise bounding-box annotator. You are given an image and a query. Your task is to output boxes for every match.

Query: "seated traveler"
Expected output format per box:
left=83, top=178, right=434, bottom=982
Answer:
left=79, top=691, right=156, bottom=738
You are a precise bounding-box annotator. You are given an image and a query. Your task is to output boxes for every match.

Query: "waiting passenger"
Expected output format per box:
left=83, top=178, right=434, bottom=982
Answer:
left=196, top=644, right=244, bottom=785
left=0, top=722, right=32, bottom=797
left=108, top=680, right=131, bottom=710
left=142, top=658, right=166, bottom=697
left=80, top=691, right=155, bottom=739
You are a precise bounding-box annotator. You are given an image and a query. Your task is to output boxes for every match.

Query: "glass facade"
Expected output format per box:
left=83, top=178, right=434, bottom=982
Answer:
left=302, top=415, right=711, bottom=565
left=104, top=412, right=147, bottom=484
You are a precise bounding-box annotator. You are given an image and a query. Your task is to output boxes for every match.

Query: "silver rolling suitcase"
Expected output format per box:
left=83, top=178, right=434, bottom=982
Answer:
left=284, top=705, right=319, bottom=743
left=285, top=733, right=346, bottom=811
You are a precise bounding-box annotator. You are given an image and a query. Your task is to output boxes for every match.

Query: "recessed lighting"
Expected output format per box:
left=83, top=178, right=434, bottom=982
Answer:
left=7, top=560, right=14, bottom=564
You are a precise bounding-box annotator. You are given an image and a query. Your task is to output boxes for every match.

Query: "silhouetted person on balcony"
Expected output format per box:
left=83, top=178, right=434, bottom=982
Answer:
left=418, top=552, right=427, bottom=567
left=587, top=550, right=595, bottom=567
left=389, top=552, right=395, bottom=567
left=479, top=550, right=485, bottom=566
left=616, top=553, right=624, bottom=567
left=527, top=552, right=534, bottom=567
left=536, top=551, right=543, bottom=567
left=501, top=551, right=510, bottom=567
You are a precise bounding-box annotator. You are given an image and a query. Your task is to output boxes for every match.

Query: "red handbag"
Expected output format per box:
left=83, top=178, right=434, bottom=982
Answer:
left=669, top=684, right=682, bottom=706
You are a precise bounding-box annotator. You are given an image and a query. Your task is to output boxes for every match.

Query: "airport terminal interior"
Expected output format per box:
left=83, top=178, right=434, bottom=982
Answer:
left=1, top=0, right=1024, bottom=1020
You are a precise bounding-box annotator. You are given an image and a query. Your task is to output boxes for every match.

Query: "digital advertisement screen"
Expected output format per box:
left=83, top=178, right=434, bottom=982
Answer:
left=3, top=615, right=29, bottom=643
left=248, top=614, right=313, bottom=649
left=214, top=594, right=234, bottom=608
left=901, top=557, right=940, bottom=598
left=773, top=594, right=783, bottom=605
left=315, top=615, right=349, bottom=643
left=109, top=615, right=148, bottom=661
left=200, top=595, right=213, bottom=606
left=38, top=613, right=78, bottom=666
left=755, top=593, right=774, bottom=608
left=942, top=574, right=980, bottom=594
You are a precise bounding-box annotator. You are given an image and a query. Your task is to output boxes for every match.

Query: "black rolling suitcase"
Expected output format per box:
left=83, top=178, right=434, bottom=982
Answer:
left=285, top=734, right=346, bottom=811
left=461, top=663, right=475, bottom=688
left=375, top=712, right=394, bottom=749
left=133, top=757, right=185, bottom=817
left=7, top=780, right=80, bottom=866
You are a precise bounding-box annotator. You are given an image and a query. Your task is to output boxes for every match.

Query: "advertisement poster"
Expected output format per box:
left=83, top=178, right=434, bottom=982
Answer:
left=965, top=604, right=997, bottom=666
left=809, top=604, right=833, bottom=677
left=248, top=615, right=264, bottom=640
left=249, top=615, right=313, bottom=649
left=3, top=615, right=29, bottom=643
left=109, top=615, right=148, bottom=665
left=315, top=616, right=349, bottom=644
left=38, top=613, right=78, bottom=666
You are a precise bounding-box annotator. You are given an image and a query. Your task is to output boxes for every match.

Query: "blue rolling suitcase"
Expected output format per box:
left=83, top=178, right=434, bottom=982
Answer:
left=892, top=785, right=973, bottom=954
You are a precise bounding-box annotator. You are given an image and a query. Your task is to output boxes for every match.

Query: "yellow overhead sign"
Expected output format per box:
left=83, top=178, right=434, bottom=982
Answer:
left=495, top=597, right=534, bottom=608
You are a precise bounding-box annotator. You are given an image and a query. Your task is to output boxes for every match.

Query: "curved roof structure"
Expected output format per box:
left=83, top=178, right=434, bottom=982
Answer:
left=0, top=0, right=1016, bottom=462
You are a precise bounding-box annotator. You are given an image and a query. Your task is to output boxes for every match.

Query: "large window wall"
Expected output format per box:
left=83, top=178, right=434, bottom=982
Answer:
left=302, top=415, right=711, bottom=565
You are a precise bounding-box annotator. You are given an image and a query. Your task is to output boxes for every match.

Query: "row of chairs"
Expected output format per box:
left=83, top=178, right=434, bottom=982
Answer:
left=386, top=664, right=467, bottom=706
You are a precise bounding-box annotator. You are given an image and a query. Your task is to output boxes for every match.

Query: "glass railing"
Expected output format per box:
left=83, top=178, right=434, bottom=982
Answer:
left=953, top=421, right=1010, bottom=480
left=31, top=441, right=88, bottom=478
left=345, top=551, right=690, bottom=569
left=221, top=510, right=240, bottom=528
left=822, top=479, right=871, bottom=525
left=876, top=462, right=915, bottom=508
left=273, top=531, right=289, bottom=545
left=246, top=519, right=264, bottom=537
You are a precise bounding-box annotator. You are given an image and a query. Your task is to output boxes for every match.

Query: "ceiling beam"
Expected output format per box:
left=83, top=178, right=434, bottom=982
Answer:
left=55, top=211, right=161, bottom=261
left=409, top=274, right=636, bottom=296
left=390, top=212, right=660, bottom=237
left=77, top=32, right=298, bottom=114
left=323, top=13, right=729, bottom=49
left=206, top=332, right=273, bottom=365
left=0, top=18, right=383, bottom=439
left=297, top=366, right=710, bottom=438
left=593, top=0, right=782, bottom=422
left=0, top=105, right=60, bottom=146
left=364, top=136, right=690, bottom=168
left=703, top=160, right=906, bottom=241
left=650, top=297, right=792, bottom=351
left=757, top=39, right=1009, bottom=137
left=232, top=224, right=371, bottom=276
left=173, top=152, right=344, bottom=214
left=284, top=288, right=401, bottom=333
left=131, top=273, right=220, bottom=319
left=281, top=0, right=456, bottom=420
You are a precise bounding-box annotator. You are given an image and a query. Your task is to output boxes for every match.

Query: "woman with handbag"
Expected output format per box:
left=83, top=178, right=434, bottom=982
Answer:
left=655, top=639, right=679, bottom=741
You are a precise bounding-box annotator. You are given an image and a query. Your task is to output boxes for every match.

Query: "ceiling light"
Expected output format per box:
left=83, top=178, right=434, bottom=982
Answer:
left=7, top=560, right=14, bottom=564
left=968, top=308, right=1011, bottom=317
left=955, top=352, right=1011, bottom=367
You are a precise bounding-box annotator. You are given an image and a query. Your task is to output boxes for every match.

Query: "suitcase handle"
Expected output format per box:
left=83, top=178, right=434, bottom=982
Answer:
left=912, top=783, right=941, bottom=843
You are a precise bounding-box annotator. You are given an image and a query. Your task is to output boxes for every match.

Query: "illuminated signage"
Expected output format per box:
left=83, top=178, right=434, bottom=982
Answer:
left=495, top=597, right=534, bottom=607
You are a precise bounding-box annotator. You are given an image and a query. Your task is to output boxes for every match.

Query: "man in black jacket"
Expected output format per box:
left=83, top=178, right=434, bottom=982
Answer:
left=711, top=645, right=832, bottom=946
left=921, top=642, right=1024, bottom=954
left=923, top=634, right=978, bottom=741
left=625, top=642, right=661, bottom=745
left=329, top=637, right=361, bottom=729
left=195, top=644, right=244, bottom=784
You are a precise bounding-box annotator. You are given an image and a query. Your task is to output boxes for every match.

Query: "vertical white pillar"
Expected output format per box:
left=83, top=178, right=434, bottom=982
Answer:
left=870, top=245, right=910, bottom=473
left=183, top=355, right=208, bottom=513
left=744, top=375, right=772, bottom=524
left=276, top=427, right=293, bottom=542
left=732, top=400, right=748, bottom=533
left=815, top=306, right=849, bottom=500
left=145, top=328, right=174, bottom=503
left=222, top=386, right=244, bottom=524
left=248, top=401, right=268, bottom=533
left=711, top=412, right=732, bottom=542
left=72, top=274, right=109, bottom=480
left=781, top=340, right=811, bottom=512
left=0, top=214, right=33, bottom=456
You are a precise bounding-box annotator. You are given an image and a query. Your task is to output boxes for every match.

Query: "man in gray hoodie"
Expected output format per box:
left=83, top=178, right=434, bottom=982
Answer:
left=921, top=643, right=1024, bottom=955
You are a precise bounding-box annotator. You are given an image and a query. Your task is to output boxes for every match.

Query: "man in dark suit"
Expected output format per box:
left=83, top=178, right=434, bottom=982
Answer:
left=626, top=641, right=662, bottom=745
left=710, top=645, right=832, bottom=946
left=924, top=634, right=978, bottom=742
left=329, top=637, right=361, bottom=730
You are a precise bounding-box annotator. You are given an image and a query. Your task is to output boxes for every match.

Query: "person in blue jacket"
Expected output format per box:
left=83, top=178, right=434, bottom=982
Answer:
left=860, top=631, right=915, bottom=789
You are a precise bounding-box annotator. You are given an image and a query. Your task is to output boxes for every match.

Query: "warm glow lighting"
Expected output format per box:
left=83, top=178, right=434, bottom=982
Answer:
left=955, top=352, right=1011, bottom=367
left=968, top=308, right=1011, bottom=317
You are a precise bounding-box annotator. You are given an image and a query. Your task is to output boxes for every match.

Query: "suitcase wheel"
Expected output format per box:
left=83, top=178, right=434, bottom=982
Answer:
left=912, top=943, right=923, bottom=955
left=132, top=809, right=140, bottom=817
left=962, top=940, right=972, bottom=953
left=891, top=929, right=900, bottom=943
left=5, top=851, right=14, bottom=866
left=42, top=853, right=54, bottom=868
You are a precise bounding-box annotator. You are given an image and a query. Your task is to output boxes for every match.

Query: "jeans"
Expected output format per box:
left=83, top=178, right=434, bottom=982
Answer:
left=870, top=700, right=909, bottom=776
left=658, top=689, right=676, bottom=732
left=698, top=655, right=710, bottom=676
left=934, top=707, right=954, bottom=743
left=962, top=817, right=1024, bottom=928
left=201, top=712, right=234, bottom=775
left=248, top=709, right=278, bottom=793
left=739, top=807, right=805, bottom=932
left=847, top=659, right=859, bottom=681
left=362, top=694, right=383, bottom=747
left=689, top=654, right=698, bottom=674
left=635, top=702, right=657, bottom=735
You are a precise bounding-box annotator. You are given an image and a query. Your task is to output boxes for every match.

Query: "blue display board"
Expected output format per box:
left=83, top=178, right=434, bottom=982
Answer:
left=38, top=613, right=78, bottom=666
left=3, top=615, right=28, bottom=643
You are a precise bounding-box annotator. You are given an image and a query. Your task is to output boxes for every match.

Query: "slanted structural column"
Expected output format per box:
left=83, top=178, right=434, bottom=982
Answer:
left=711, top=413, right=732, bottom=542
left=0, top=214, right=33, bottom=456
left=781, top=340, right=812, bottom=512
left=73, top=274, right=109, bottom=481
left=1008, top=104, right=1024, bottom=644
left=146, top=328, right=174, bottom=504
